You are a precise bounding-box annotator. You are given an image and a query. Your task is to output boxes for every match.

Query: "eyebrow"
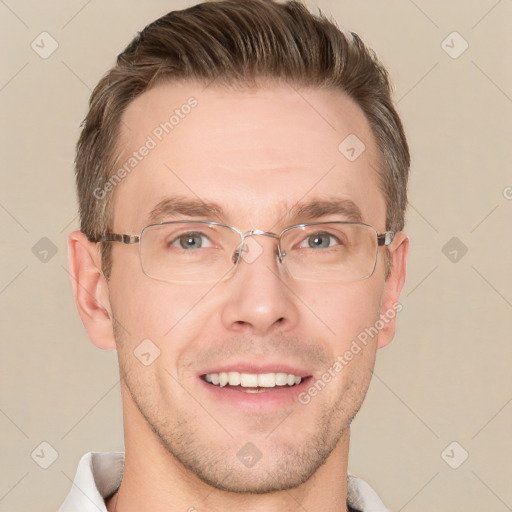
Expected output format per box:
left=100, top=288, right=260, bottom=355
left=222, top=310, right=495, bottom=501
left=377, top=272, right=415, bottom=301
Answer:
left=146, top=196, right=364, bottom=225
left=287, top=198, right=364, bottom=224
left=147, top=196, right=223, bottom=224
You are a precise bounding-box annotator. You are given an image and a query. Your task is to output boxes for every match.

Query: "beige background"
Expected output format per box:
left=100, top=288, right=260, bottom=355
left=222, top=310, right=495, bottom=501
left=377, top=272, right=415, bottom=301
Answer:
left=1, top=1, right=511, bottom=511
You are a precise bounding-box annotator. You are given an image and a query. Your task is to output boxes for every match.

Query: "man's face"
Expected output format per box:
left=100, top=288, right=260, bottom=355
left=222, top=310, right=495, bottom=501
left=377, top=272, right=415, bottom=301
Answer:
left=105, top=81, right=402, bottom=492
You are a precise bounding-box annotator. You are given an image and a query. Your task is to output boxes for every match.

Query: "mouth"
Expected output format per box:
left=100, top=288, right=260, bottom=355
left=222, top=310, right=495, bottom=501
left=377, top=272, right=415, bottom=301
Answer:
left=197, top=363, right=314, bottom=410
left=201, top=371, right=308, bottom=393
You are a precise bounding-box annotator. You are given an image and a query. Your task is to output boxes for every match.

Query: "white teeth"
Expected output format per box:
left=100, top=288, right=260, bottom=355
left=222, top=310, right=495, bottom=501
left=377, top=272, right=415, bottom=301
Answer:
left=219, top=372, right=228, bottom=387
left=258, top=373, right=275, bottom=387
left=204, top=371, right=303, bottom=388
left=275, top=372, right=288, bottom=385
left=228, top=371, right=240, bottom=385
left=240, top=373, right=258, bottom=387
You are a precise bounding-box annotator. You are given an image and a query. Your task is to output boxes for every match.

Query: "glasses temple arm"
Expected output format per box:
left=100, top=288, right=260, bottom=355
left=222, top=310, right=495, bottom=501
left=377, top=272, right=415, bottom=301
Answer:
left=377, top=231, right=395, bottom=246
left=101, top=233, right=140, bottom=244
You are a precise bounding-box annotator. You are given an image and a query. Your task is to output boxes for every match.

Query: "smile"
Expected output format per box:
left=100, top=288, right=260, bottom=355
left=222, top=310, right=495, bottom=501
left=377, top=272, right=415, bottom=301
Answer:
left=203, top=371, right=303, bottom=392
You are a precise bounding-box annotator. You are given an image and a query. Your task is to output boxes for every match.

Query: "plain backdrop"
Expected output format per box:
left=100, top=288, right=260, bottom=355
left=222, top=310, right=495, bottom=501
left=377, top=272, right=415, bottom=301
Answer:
left=1, top=1, right=511, bottom=511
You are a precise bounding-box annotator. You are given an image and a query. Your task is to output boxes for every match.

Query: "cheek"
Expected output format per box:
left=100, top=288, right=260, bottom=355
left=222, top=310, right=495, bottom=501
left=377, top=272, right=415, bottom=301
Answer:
left=108, top=264, right=219, bottom=373
left=313, top=285, right=382, bottom=408
left=302, top=281, right=383, bottom=350
left=108, top=248, right=203, bottom=337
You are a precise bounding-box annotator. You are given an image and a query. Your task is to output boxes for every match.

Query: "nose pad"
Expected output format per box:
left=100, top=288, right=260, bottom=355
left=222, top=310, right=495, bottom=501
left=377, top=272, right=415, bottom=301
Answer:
left=240, top=237, right=264, bottom=264
left=232, top=249, right=240, bottom=266
left=277, top=246, right=286, bottom=264
left=232, top=237, right=266, bottom=265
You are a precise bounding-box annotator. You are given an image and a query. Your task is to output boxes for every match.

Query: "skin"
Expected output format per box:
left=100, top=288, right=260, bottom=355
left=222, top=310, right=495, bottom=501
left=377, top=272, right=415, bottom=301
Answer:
left=68, top=81, right=408, bottom=512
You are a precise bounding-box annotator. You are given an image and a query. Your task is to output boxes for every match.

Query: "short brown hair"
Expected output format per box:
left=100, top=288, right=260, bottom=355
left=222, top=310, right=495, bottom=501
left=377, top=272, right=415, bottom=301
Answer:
left=75, top=0, right=409, bottom=277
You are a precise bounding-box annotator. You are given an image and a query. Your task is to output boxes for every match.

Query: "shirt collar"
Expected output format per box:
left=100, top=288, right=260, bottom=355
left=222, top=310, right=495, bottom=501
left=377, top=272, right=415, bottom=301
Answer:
left=59, top=452, right=388, bottom=512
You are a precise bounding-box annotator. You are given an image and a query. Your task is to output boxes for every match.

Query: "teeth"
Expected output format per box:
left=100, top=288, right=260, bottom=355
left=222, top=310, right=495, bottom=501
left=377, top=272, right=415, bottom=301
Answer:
left=228, top=371, right=240, bottom=385
left=204, top=372, right=303, bottom=388
left=258, top=373, right=276, bottom=387
left=275, top=372, right=288, bottom=385
left=240, top=373, right=258, bottom=387
left=219, top=372, right=228, bottom=387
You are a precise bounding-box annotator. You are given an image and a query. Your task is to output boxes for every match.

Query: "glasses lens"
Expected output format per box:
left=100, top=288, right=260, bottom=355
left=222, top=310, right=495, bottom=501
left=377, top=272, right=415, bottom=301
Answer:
left=139, top=222, right=241, bottom=283
left=280, top=223, right=378, bottom=282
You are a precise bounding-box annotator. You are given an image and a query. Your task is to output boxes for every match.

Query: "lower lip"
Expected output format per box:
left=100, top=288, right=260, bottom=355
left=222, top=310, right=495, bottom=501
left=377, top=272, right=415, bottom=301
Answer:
left=199, top=376, right=313, bottom=411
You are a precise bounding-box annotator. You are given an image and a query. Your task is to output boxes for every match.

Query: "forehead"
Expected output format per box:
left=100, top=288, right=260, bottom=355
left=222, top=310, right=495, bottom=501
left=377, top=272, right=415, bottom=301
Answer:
left=112, top=81, right=385, bottom=231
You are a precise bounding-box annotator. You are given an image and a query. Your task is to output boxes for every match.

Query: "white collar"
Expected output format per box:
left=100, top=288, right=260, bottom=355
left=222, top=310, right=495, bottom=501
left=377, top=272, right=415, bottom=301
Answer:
left=59, top=452, right=388, bottom=512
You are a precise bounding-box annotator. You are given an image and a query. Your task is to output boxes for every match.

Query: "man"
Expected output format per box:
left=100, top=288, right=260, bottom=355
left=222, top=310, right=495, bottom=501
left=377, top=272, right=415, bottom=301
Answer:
left=61, top=0, right=409, bottom=510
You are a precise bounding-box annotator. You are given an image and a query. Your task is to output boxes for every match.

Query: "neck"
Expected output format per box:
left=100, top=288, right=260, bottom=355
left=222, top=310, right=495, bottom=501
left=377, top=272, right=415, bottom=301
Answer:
left=107, top=385, right=351, bottom=512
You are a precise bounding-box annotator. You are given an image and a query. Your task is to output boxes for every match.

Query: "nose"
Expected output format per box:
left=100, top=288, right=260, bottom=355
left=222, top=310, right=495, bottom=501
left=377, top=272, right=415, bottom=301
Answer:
left=220, top=234, right=300, bottom=336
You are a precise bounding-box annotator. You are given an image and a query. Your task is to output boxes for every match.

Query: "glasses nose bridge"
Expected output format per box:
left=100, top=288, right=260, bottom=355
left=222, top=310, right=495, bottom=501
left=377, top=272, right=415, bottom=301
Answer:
left=235, top=229, right=284, bottom=264
left=241, top=229, right=279, bottom=241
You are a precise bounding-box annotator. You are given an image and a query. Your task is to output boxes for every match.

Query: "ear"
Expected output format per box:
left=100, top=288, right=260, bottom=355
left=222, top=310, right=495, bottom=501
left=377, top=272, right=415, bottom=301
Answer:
left=377, top=232, right=409, bottom=349
left=67, top=231, right=116, bottom=351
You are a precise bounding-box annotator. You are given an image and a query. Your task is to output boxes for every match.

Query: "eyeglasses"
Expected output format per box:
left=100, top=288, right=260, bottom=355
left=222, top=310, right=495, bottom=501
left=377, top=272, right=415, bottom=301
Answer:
left=101, top=220, right=395, bottom=284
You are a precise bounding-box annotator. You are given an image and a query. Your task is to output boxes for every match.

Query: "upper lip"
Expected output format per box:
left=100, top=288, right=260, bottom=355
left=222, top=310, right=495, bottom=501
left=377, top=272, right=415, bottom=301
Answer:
left=199, top=362, right=312, bottom=378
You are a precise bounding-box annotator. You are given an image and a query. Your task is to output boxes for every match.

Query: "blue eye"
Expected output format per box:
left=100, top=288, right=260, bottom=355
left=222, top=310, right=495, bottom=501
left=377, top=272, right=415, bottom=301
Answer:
left=172, top=232, right=213, bottom=250
left=300, top=232, right=339, bottom=249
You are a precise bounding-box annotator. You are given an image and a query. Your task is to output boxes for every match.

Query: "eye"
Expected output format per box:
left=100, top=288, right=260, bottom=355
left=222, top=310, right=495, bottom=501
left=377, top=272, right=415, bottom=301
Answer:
left=171, top=231, right=213, bottom=250
left=299, top=231, right=340, bottom=249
